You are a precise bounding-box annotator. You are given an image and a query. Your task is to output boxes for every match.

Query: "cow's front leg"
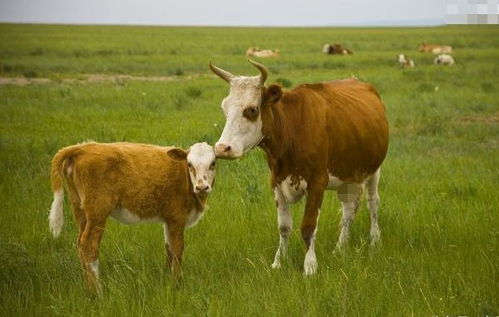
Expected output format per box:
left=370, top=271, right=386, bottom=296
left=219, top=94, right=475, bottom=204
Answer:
left=271, top=188, right=292, bottom=269
left=301, top=181, right=326, bottom=276
left=166, top=223, right=185, bottom=281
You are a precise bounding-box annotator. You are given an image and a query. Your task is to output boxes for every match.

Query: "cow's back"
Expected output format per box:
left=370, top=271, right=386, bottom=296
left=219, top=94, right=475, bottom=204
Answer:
left=291, top=79, right=389, bottom=182
left=69, top=142, right=187, bottom=213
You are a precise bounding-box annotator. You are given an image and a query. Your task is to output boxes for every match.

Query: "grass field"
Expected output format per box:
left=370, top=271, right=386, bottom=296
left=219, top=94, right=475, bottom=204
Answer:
left=0, top=24, right=498, bottom=316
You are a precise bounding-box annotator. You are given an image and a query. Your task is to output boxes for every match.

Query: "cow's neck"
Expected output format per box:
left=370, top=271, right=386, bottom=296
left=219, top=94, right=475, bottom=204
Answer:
left=259, top=100, right=294, bottom=169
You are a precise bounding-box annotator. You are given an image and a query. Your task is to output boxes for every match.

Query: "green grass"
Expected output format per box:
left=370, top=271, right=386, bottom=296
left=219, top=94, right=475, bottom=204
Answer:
left=1, top=24, right=498, bottom=316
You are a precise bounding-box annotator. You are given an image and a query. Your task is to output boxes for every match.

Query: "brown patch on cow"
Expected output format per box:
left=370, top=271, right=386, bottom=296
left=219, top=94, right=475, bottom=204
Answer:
left=242, top=106, right=259, bottom=121
left=260, top=78, right=388, bottom=185
left=460, top=112, right=499, bottom=124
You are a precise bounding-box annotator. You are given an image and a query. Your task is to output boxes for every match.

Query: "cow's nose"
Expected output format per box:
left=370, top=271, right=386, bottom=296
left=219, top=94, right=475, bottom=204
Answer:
left=195, top=184, right=210, bottom=192
left=215, top=143, right=232, bottom=156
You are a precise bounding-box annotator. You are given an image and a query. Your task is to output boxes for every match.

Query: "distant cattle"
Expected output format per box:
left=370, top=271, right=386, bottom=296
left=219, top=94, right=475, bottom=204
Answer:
left=398, top=54, right=415, bottom=68
left=434, top=54, right=455, bottom=66
left=419, top=43, right=453, bottom=54
left=49, top=142, right=216, bottom=294
left=209, top=60, right=388, bottom=276
left=246, top=47, right=280, bottom=58
left=323, top=43, right=353, bottom=55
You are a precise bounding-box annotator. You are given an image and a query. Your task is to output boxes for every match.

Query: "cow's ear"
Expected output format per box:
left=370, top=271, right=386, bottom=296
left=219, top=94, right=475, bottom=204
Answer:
left=263, top=84, right=282, bottom=106
left=167, top=148, right=188, bottom=161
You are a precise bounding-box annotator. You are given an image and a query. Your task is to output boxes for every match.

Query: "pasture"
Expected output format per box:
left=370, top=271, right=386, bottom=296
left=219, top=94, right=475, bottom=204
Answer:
left=0, top=24, right=498, bottom=316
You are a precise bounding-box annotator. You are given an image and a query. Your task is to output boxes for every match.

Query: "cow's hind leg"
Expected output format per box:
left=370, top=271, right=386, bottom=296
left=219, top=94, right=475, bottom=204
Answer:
left=271, top=188, right=292, bottom=269
left=78, top=216, right=107, bottom=296
left=366, top=169, right=381, bottom=246
left=78, top=195, right=111, bottom=296
left=335, top=183, right=362, bottom=251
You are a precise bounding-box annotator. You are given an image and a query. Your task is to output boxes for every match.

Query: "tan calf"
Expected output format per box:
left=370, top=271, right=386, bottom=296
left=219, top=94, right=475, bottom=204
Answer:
left=419, top=43, right=453, bottom=54
left=48, top=141, right=216, bottom=294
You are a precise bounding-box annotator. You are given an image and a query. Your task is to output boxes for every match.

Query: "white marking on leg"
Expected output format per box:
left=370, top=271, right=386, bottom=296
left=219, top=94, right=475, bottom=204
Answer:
left=49, top=189, right=64, bottom=238
left=89, top=259, right=99, bottom=279
left=304, top=225, right=318, bottom=276
left=271, top=188, right=292, bottom=269
left=367, top=169, right=381, bottom=246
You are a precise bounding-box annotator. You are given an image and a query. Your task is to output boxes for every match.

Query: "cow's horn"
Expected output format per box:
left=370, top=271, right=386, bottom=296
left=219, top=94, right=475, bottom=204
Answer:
left=248, top=59, right=268, bottom=85
left=209, top=61, right=234, bottom=83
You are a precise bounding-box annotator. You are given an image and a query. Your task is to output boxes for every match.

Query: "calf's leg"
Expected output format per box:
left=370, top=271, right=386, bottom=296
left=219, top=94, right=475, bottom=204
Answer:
left=78, top=217, right=107, bottom=295
left=166, top=223, right=184, bottom=280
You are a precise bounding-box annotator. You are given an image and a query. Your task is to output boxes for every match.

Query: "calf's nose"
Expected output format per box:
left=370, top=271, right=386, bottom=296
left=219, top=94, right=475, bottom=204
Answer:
left=195, top=184, right=210, bottom=192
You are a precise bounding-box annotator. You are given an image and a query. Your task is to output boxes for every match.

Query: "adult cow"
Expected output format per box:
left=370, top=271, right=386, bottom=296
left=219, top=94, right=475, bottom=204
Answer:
left=209, top=60, right=389, bottom=275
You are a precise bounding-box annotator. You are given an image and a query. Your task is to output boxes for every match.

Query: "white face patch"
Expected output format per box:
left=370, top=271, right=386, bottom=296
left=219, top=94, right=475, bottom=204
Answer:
left=186, top=142, right=216, bottom=194
left=216, top=76, right=264, bottom=158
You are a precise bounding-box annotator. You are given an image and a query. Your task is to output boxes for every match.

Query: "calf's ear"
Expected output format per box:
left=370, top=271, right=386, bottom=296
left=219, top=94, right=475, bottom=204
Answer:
left=167, top=148, right=188, bottom=161
left=263, top=84, right=282, bottom=106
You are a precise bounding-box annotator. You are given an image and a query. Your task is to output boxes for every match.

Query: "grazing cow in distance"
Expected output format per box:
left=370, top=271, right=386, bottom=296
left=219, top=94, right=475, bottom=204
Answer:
left=49, top=141, right=216, bottom=294
left=434, top=54, right=455, bottom=66
left=419, top=43, right=453, bottom=54
left=246, top=47, right=280, bottom=58
left=323, top=43, right=353, bottom=55
left=398, top=54, right=415, bottom=68
left=209, top=60, right=389, bottom=275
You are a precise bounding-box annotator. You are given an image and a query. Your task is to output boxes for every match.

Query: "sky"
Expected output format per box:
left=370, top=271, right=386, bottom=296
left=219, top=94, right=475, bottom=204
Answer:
left=0, top=0, right=447, bottom=26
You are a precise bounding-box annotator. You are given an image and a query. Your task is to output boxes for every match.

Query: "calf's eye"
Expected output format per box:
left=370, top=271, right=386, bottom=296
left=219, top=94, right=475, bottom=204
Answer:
left=243, top=107, right=259, bottom=121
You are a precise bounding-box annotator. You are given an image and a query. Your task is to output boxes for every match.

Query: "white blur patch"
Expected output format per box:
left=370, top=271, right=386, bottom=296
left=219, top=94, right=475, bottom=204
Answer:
left=327, top=173, right=344, bottom=189
left=110, top=208, right=161, bottom=225
left=186, top=207, right=205, bottom=228
left=434, top=54, right=455, bottom=65
left=89, top=259, right=99, bottom=278
left=49, top=189, right=64, bottom=238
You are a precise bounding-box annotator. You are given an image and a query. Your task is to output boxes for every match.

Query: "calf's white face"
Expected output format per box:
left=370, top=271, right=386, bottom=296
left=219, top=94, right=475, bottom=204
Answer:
left=210, top=60, right=268, bottom=159
left=168, top=142, right=216, bottom=195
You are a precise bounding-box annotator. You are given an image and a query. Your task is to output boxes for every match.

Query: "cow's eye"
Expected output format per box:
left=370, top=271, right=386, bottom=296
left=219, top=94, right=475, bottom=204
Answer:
left=188, top=162, right=192, bottom=168
left=243, top=107, right=259, bottom=121
left=210, top=161, right=216, bottom=170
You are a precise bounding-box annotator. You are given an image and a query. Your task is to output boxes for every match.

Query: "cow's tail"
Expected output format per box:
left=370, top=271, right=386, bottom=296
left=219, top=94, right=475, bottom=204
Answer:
left=49, top=144, right=81, bottom=238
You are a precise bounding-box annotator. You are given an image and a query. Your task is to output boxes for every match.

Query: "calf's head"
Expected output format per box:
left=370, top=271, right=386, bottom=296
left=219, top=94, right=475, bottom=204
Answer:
left=168, top=142, right=216, bottom=195
left=210, top=59, right=279, bottom=159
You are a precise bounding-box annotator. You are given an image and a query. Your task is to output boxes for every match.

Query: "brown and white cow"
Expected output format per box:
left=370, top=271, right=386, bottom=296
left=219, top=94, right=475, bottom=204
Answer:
left=209, top=60, right=388, bottom=275
left=434, top=54, right=455, bottom=66
left=419, top=43, right=453, bottom=54
left=246, top=47, right=280, bottom=58
left=398, top=54, right=415, bottom=68
left=48, top=141, right=216, bottom=294
left=323, top=43, right=353, bottom=55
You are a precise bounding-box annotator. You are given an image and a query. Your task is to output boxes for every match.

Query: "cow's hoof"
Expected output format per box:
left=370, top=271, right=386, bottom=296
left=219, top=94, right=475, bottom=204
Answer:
left=303, top=257, right=317, bottom=276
